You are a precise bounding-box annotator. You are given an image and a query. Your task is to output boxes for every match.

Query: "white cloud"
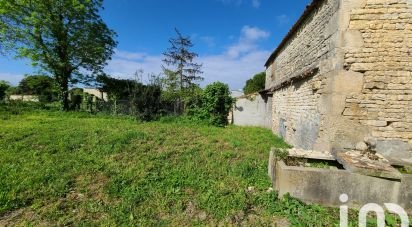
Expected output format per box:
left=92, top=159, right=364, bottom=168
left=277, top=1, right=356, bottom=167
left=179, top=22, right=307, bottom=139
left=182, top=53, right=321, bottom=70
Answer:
left=0, top=73, right=24, bottom=86
left=106, top=55, right=163, bottom=80
left=115, top=49, right=146, bottom=60
left=105, top=26, right=271, bottom=90
left=226, top=25, right=270, bottom=58
left=199, top=50, right=270, bottom=90
left=241, top=25, right=270, bottom=41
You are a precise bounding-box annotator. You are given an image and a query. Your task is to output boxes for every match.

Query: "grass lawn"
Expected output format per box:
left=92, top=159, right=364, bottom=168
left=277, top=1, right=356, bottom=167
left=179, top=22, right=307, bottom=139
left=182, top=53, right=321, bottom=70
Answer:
left=0, top=110, right=355, bottom=225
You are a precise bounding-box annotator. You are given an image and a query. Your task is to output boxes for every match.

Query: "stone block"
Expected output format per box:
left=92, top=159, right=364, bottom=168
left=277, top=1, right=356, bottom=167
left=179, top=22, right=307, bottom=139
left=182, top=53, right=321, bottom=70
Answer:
left=271, top=159, right=412, bottom=212
left=375, top=139, right=412, bottom=164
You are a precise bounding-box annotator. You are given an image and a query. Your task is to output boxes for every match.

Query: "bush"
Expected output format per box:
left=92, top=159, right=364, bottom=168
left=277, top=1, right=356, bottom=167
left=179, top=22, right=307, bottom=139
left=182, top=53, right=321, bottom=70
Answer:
left=188, top=82, right=233, bottom=127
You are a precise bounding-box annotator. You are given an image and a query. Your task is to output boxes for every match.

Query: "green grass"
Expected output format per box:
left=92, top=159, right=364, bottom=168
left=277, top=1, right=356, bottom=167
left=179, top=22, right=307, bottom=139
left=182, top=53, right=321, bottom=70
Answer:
left=0, top=110, right=377, bottom=225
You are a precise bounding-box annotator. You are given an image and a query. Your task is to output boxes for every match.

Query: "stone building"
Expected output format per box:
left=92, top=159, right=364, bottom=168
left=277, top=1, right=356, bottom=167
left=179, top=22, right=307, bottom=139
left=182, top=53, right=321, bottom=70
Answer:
left=264, top=0, right=412, bottom=164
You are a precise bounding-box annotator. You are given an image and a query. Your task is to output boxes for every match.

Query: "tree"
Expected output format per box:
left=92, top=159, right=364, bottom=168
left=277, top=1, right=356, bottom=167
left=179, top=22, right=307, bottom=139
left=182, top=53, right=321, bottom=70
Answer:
left=0, top=80, right=10, bottom=101
left=18, top=75, right=58, bottom=102
left=162, top=29, right=203, bottom=114
left=0, top=0, right=117, bottom=110
left=243, top=72, right=266, bottom=95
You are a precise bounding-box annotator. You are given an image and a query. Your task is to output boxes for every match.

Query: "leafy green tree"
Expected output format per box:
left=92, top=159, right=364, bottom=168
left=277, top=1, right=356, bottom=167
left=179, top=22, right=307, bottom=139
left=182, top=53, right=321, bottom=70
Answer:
left=162, top=29, right=203, bottom=114
left=243, top=72, right=266, bottom=95
left=0, top=0, right=117, bottom=110
left=18, top=75, right=58, bottom=102
left=0, top=80, right=10, bottom=101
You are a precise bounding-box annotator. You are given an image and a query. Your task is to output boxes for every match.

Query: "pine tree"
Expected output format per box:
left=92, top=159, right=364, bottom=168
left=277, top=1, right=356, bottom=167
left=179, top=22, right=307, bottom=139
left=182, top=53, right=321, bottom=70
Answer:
left=162, top=29, right=203, bottom=114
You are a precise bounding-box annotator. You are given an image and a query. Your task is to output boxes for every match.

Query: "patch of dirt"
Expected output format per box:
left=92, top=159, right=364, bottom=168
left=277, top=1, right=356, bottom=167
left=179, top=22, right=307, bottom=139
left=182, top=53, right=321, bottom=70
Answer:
left=0, top=208, right=51, bottom=226
left=185, top=201, right=208, bottom=221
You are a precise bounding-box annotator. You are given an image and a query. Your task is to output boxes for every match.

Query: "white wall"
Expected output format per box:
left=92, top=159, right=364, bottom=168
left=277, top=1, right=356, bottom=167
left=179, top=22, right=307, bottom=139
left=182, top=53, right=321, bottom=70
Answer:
left=232, top=93, right=272, bottom=129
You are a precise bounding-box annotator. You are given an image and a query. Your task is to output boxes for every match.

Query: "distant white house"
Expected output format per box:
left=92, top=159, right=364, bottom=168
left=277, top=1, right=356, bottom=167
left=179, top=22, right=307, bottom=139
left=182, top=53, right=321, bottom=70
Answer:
left=83, top=88, right=108, bottom=102
left=9, top=95, right=39, bottom=102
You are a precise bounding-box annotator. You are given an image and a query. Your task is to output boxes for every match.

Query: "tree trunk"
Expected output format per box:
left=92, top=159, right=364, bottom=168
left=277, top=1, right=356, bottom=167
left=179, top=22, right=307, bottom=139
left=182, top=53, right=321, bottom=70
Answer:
left=59, top=74, right=70, bottom=111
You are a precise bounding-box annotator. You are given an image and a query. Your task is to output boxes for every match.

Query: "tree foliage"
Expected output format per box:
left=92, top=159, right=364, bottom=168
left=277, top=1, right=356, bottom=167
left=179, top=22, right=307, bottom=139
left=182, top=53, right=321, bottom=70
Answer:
left=162, top=29, right=203, bottom=114
left=243, top=72, right=266, bottom=95
left=0, top=0, right=117, bottom=110
left=97, top=74, right=162, bottom=121
left=188, top=82, right=233, bottom=127
left=97, top=74, right=135, bottom=101
left=18, top=75, right=58, bottom=102
left=0, top=80, right=10, bottom=101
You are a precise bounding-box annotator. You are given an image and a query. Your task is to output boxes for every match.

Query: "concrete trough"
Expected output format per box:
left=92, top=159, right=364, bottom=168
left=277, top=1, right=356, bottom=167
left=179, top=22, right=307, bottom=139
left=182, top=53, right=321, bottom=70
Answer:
left=268, top=151, right=412, bottom=213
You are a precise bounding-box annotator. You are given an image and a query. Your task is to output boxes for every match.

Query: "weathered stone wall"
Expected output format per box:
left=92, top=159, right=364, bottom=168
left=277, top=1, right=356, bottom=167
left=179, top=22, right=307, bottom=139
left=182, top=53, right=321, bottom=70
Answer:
left=266, top=0, right=341, bottom=89
left=266, top=0, right=412, bottom=161
left=272, top=74, right=325, bottom=150
left=268, top=0, right=342, bottom=150
left=342, top=0, right=412, bottom=162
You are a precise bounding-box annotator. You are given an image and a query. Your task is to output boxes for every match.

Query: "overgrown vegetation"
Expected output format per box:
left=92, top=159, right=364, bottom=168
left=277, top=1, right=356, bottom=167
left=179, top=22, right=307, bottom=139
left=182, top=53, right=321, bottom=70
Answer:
left=243, top=72, right=266, bottom=95
left=187, top=82, right=233, bottom=126
left=97, top=73, right=162, bottom=120
left=0, top=109, right=364, bottom=226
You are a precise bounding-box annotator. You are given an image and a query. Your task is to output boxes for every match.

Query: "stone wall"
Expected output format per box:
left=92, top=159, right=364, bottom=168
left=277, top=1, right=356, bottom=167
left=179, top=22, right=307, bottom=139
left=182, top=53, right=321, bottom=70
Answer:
left=266, top=0, right=412, bottom=161
left=268, top=0, right=342, bottom=150
left=266, top=0, right=341, bottom=89
left=342, top=0, right=412, bottom=162
left=272, top=74, right=325, bottom=150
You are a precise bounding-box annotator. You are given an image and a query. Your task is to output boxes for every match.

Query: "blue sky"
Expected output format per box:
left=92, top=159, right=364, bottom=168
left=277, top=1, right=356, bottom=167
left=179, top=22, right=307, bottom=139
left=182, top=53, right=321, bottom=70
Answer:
left=0, top=0, right=311, bottom=90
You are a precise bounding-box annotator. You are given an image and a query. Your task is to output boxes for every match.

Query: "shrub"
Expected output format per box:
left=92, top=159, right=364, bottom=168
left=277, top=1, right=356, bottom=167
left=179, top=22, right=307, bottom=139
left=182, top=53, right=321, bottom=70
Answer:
left=188, top=82, right=233, bottom=127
